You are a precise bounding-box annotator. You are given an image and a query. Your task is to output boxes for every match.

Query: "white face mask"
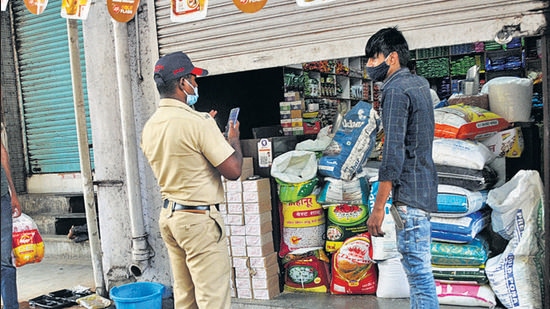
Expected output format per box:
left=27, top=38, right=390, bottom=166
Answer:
left=183, top=79, right=199, bottom=106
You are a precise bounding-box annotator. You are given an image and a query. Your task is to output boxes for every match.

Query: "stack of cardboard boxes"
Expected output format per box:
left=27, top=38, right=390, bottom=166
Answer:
left=221, top=158, right=280, bottom=300
left=280, top=91, right=321, bottom=136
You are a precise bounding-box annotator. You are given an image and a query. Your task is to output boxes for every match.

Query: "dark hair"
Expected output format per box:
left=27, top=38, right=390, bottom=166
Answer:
left=365, top=27, right=410, bottom=67
left=156, top=74, right=193, bottom=96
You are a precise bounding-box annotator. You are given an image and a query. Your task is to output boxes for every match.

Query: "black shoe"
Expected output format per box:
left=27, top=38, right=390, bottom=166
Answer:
left=73, top=234, right=89, bottom=243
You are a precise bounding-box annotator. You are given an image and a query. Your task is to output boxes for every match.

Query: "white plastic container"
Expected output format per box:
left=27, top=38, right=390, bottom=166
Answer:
left=482, top=77, right=533, bottom=122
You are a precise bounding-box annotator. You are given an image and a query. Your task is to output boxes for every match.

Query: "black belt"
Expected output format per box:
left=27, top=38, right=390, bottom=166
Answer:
left=163, top=200, right=218, bottom=211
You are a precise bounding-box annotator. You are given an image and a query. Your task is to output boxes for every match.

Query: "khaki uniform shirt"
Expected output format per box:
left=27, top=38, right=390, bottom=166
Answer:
left=141, top=98, right=235, bottom=205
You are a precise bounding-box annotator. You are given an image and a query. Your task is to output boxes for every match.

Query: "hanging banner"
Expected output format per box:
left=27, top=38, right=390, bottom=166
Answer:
left=233, top=0, right=267, bottom=13
left=296, top=0, right=336, bottom=7
left=24, top=0, right=48, bottom=15
left=1, top=0, right=9, bottom=11
left=170, top=0, right=208, bottom=23
left=60, top=0, right=91, bottom=20
left=108, top=0, right=140, bottom=22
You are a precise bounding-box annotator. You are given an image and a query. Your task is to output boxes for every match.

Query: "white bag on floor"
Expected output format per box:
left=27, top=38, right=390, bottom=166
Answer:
left=376, top=257, right=410, bottom=298
left=485, top=170, right=545, bottom=309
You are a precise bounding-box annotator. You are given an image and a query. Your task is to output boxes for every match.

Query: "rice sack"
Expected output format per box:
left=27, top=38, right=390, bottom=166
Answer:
left=316, top=174, right=370, bottom=205
left=433, top=185, right=487, bottom=217
left=436, top=164, right=498, bottom=192
left=432, top=265, right=488, bottom=285
left=279, top=194, right=326, bottom=258
left=436, top=281, right=497, bottom=308
left=330, top=233, right=378, bottom=295
left=431, top=208, right=491, bottom=243
left=283, top=247, right=331, bottom=293
left=432, top=138, right=495, bottom=170
left=324, top=204, right=369, bottom=253
left=318, top=101, right=380, bottom=181
left=431, top=235, right=490, bottom=267
left=434, top=104, right=509, bottom=140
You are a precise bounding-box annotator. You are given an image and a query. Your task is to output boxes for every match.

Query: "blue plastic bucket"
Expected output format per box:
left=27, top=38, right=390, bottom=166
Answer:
left=110, top=282, right=165, bottom=309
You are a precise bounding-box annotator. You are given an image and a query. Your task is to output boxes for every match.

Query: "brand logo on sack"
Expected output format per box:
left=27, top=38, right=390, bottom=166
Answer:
left=342, top=118, right=365, bottom=129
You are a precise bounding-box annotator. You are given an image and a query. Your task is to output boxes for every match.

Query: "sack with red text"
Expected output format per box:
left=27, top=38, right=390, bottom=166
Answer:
left=12, top=213, right=45, bottom=267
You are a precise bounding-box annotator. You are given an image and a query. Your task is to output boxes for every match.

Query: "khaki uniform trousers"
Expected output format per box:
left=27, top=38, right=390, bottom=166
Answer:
left=159, top=206, right=230, bottom=309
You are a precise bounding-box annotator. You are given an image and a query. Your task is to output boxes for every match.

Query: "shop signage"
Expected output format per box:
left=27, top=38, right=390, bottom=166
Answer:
left=108, top=0, right=140, bottom=22
left=24, top=0, right=48, bottom=15
left=170, top=0, right=208, bottom=23
left=296, top=0, right=336, bottom=7
left=61, top=0, right=91, bottom=19
left=258, top=138, right=273, bottom=168
left=232, top=0, right=267, bottom=13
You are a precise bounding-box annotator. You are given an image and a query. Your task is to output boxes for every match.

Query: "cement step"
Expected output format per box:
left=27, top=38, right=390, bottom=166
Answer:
left=42, top=234, right=92, bottom=260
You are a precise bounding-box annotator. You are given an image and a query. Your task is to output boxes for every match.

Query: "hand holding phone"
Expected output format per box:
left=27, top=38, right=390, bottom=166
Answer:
left=224, top=107, right=240, bottom=137
left=227, top=107, right=240, bottom=129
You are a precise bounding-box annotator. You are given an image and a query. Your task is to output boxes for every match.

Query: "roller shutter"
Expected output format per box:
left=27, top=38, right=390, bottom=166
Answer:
left=12, top=0, right=93, bottom=174
left=154, top=0, right=547, bottom=75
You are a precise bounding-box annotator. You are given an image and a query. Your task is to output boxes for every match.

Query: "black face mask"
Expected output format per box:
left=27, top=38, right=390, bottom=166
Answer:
left=366, top=54, right=390, bottom=82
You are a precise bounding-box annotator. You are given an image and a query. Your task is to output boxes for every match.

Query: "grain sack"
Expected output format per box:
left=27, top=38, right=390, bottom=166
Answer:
left=324, top=204, right=369, bottom=253
left=283, top=247, right=331, bottom=293
left=318, top=101, right=380, bottom=181
left=436, top=281, right=496, bottom=308
left=279, top=194, right=325, bottom=258
left=434, top=104, right=509, bottom=140
left=433, top=185, right=487, bottom=217
left=316, top=173, right=370, bottom=205
left=367, top=179, right=399, bottom=260
left=431, top=236, right=489, bottom=267
left=376, top=257, right=410, bottom=298
left=436, top=164, right=498, bottom=192
left=330, top=233, right=378, bottom=295
left=432, top=138, right=495, bottom=170
left=485, top=170, right=544, bottom=308
left=430, top=208, right=491, bottom=243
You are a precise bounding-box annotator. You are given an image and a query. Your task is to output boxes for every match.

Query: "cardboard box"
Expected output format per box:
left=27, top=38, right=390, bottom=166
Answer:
left=289, top=100, right=305, bottom=110
left=279, top=110, right=291, bottom=119
left=280, top=119, right=292, bottom=128
left=247, top=241, right=274, bottom=257
left=253, top=285, right=280, bottom=300
left=237, top=288, right=253, bottom=299
left=243, top=199, right=272, bottom=214
left=245, top=211, right=272, bottom=225
left=245, top=221, right=273, bottom=235
left=225, top=214, right=244, bottom=226
left=230, top=235, right=246, bottom=248
left=227, top=203, right=243, bottom=214
left=242, top=178, right=271, bottom=192
left=226, top=192, right=242, bottom=203
left=291, top=118, right=303, bottom=127
left=245, top=232, right=273, bottom=247
left=251, top=264, right=279, bottom=279
left=252, top=273, right=279, bottom=290
left=218, top=202, right=228, bottom=214
left=235, top=277, right=252, bottom=289
left=249, top=252, right=278, bottom=268
left=225, top=180, right=243, bottom=192
left=230, top=224, right=246, bottom=236
left=481, top=126, right=523, bottom=158
left=279, top=101, right=291, bottom=110
left=290, top=109, right=302, bottom=119
left=232, top=256, right=249, bottom=269
left=231, top=245, right=247, bottom=257
left=243, top=191, right=271, bottom=203
left=234, top=266, right=252, bottom=278
left=284, top=92, right=301, bottom=102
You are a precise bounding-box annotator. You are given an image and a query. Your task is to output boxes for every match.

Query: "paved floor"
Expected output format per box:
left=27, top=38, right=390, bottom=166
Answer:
left=13, top=256, right=496, bottom=309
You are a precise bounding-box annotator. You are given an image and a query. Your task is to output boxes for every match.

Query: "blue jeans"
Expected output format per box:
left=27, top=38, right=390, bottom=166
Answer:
left=395, top=205, right=438, bottom=309
left=1, top=194, right=19, bottom=309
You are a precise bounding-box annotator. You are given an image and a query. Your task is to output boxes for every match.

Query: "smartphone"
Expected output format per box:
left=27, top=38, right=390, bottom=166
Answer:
left=227, top=107, right=240, bottom=129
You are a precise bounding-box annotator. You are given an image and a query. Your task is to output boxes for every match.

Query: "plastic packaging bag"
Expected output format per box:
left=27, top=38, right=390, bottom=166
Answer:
left=270, top=150, right=318, bottom=184
left=12, top=213, right=45, bottom=267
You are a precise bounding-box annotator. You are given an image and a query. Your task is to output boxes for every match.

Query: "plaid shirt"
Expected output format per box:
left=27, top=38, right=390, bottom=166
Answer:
left=378, top=68, right=438, bottom=212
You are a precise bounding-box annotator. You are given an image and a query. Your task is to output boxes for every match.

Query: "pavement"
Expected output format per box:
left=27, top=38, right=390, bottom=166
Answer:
left=12, top=256, right=496, bottom=309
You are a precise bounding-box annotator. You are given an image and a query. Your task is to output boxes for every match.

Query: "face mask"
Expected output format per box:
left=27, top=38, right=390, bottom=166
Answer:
left=183, top=79, right=199, bottom=106
left=366, top=54, right=391, bottom=82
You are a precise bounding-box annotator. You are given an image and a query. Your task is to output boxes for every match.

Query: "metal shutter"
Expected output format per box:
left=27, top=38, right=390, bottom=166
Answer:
left=154, top=0, right=547, bottom=76
left=12, top=0, right=93, bottom=174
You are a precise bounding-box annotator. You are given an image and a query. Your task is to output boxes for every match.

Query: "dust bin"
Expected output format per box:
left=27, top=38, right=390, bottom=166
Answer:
left=110, top=282, right=164, bottom=309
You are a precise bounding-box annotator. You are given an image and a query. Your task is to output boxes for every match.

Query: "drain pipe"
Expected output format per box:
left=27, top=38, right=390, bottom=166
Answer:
left=112, top=20, right=152, bottom=276
left=67, top=19, right=106, bottom=295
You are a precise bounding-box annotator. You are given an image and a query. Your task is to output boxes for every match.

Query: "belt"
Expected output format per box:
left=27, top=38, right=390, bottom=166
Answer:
left=163, top=200, right=218, bottom=212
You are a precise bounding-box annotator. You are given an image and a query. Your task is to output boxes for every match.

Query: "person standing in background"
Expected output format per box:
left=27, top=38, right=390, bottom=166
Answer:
left=141, top=51, right=243, bottom=309
left=1, top=125, right=21, bottom=309
left=365, top=27, right=439, bottom=309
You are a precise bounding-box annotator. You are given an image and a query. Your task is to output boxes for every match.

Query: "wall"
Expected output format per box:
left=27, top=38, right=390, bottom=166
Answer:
left=81, top=2, right=171, bottom=289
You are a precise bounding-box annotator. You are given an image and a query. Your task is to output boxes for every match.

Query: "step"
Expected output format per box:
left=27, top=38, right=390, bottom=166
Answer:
left=41, top=234, right=92, bottom=260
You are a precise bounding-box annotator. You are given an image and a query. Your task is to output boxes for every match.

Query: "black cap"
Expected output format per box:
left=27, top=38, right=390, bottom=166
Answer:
left=153, top=51, right=208, bottom=86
